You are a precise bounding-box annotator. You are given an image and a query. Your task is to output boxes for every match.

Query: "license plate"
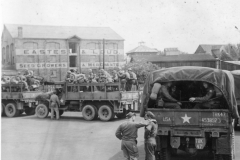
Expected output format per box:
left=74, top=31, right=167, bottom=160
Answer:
left=195, top=138, right=206, bottom=149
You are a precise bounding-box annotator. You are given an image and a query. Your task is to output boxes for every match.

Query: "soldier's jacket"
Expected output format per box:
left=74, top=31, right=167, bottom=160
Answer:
left=195, top=86, right=222, bottom=102
left=159, top=85, right=178, bottom=102
left=144, top=119, right=158, bottom=144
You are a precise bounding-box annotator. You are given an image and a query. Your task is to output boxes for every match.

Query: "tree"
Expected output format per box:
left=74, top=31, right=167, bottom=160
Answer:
left=123, top=60, right=160, bottom=83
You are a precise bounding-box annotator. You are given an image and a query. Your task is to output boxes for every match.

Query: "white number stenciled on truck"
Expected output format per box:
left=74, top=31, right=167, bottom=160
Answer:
left=212, top=112, right=227, bottom=117
left=202, top=118, right=221, bottom=123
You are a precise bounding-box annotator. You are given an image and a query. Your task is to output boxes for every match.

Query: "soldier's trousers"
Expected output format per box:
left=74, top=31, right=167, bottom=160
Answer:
left=121, top=140, right=138, bottom=160
left=144, top=142, right=156, bottom=160
left=50, top=103, right=59, bottom=120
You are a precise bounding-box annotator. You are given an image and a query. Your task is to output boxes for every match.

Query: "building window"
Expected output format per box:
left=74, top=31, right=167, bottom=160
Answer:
left=46, top=42, right=60, bottom=49
left=69, top=56, right=77, bottom=67
left=87, top=42, right=97, bottom=50
left=2, top=47, right=5, bottom=64
left=6, top=45, right=9, bottom=64
left=106, top=43, right=118, bottom=50
left=23, top=42, right=38, bottom=49
left=69, top=42, right=77, bottom=53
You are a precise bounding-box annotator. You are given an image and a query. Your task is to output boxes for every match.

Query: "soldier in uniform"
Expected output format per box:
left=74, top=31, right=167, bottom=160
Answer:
left=118, top=68, right=128, bottom=91
left=115, top=112, right=147, bottom=160
left=158, top=82, right=182, bottom=109
left=126, top=68, right=137, bottom=91
left=190, top=82, right=223, bottom=109
left=50, top=89, right=60, bottom=120
left=144, top=111, right=158, bottom=160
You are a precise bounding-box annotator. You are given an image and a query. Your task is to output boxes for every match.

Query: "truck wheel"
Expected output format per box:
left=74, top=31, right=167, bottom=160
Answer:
left=25, top=108, right=35, bottom=115
left=222, top=130, right=235, bottom=160
left=2, top=103, right=6, bottom=116
left=5, top=103, right=19, bottom=117
left=35, top=104, right=49, bottom=118
left=214, top=154, right=222, bottom=160
left=98, top=105, right=113, bottom=121
left=161, top=148, right=171, bottom=160
left=82, top=105, right=97, bottom=121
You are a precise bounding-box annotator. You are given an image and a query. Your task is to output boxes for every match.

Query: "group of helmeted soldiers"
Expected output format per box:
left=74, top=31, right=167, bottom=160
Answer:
left=65, top=67, right=138, bottom=91
left=1, top=69, right=41, bottom=92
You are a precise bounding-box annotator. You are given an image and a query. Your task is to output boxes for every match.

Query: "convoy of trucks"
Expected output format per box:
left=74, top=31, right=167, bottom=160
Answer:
left=1, top=81, right=139, bottom=121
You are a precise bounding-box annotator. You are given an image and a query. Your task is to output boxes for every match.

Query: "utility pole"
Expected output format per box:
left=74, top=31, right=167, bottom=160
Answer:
left=103, top=39, right=105, bottom=69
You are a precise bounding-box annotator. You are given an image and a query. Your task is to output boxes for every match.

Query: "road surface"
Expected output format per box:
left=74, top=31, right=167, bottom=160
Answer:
left=2, top=112, right=240, bottom=160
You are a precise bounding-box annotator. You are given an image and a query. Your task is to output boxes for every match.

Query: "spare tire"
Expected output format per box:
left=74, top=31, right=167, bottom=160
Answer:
left=35, top=104, right=49, bottom=118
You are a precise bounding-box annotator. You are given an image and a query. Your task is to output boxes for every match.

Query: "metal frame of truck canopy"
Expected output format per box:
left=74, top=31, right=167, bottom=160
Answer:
left=140, top=66, right=239, bottom=119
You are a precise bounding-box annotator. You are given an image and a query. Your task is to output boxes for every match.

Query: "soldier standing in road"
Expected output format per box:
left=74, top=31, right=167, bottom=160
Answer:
left=144, top=111, right=158, bottom=160
left=115, top=112, right=147, bottom=160
left=50, top=89, right=60, bottom=120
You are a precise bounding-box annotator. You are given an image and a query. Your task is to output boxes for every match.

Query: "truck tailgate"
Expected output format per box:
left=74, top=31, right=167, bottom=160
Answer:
left=148, top=109, right=229, bottom=128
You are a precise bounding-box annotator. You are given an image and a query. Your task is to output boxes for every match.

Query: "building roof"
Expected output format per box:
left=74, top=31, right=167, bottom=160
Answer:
left=4, top=24, right=124, bottom=40
left=164, top=48, right=178, bottom=52
left=133, top=54, right=216, bottom=62
left=225, top=61, right=240, bottom=65
left=126, top=45, right=158, bottom=54
left=195, top=44, right=223, bottom=54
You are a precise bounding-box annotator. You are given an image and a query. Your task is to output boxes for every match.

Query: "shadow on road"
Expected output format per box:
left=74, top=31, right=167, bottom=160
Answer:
left=108, top=144, right=213, bottom=160
left=18, top=114, right=126, bottom=123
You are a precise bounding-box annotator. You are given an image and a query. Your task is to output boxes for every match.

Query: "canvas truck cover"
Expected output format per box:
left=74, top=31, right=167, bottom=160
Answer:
left=231, top=70, right=240, bottom=104
left=140, top=66, right=239, bottom=119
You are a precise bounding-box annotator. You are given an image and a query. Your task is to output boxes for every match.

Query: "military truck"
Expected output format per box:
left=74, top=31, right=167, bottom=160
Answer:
left=140, top=66, right=239, bottom=160
left=35, top=82, right=140, bottom=121
left=1, top=83, right=42, bottom=117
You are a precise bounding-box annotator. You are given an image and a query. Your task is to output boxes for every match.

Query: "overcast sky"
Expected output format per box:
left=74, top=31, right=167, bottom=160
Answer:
left=1, top=0, right=240, bottom=53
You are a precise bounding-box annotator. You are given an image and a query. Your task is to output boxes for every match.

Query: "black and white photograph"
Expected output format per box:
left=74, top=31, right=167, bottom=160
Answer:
left=1, top=0, right=240, bottom=160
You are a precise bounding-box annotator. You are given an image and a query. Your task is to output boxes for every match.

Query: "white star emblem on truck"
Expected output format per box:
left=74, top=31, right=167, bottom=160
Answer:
left=181, top=114, right=191, bottom=124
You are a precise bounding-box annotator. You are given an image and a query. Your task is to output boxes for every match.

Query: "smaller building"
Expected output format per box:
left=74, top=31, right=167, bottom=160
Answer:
left=194, top=44, right=223, bottom=56
left=164, top=48, right=181, bottom=56
left=126, top=43, right=159, bottom=57
left=132, top=54, right=217, bottom=68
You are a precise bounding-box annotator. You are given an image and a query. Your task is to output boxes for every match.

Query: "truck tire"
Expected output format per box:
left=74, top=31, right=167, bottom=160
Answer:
left=35, top=104, right=49, bottom=118
left=25, top=107, right=35, bottom=115
left=82, top=105, right=97, bottom=121
left=2, top=103, right=6, bottom=116
left=98, top=105, right=113, bottom=121
left=5, top=103, right=19, bottom=117
left=160, top=148, right=171, bottom=160
left=222, top=130, right=235, bottom=160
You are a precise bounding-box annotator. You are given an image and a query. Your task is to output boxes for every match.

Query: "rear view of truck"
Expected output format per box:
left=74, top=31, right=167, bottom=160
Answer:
left=140, top=67, right=239, bottom=160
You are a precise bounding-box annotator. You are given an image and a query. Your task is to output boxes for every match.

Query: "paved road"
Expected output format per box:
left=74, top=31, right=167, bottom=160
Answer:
left=2, top=112, right=240, bottom=160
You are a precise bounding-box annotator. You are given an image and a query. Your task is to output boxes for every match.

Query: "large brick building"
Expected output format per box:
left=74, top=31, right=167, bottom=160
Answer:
left=1, top=24, right=124, bottom=81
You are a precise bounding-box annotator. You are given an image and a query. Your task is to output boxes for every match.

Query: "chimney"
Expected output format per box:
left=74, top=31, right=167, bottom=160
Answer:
left=18, top=27, right=22, bottom=38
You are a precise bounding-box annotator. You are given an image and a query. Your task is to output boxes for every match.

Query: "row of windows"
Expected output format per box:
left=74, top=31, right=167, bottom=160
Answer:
left=22, top=42, right=119, bottom=50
